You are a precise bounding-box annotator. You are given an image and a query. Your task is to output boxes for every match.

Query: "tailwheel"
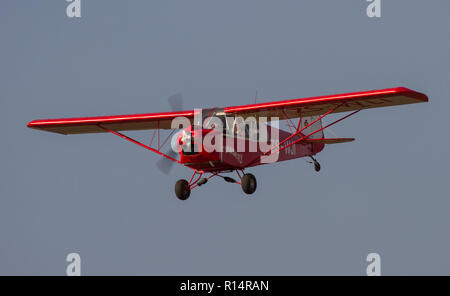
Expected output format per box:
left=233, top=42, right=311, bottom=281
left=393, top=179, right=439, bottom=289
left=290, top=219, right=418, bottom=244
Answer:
left=309, top=156, right=321, bottom=172
left=314, top=161, right=321, bottom=172
left=241, top=173, right=257, bottom=195
left=175, top=179, right=191, bottom=200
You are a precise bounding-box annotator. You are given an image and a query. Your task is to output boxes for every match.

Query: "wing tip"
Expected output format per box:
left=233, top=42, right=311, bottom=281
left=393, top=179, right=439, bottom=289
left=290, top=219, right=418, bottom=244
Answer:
left=27, top=120, right=38, bottom=128
left=395, top=86, right=429, bottom=102
left=27, top=120, right=68, bottom=135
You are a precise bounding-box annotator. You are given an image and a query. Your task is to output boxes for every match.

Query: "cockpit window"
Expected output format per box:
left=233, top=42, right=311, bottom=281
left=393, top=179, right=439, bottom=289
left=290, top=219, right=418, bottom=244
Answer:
left=203, top=108, right=228, bottom=132
left=202, top=109, right=259, bottom=140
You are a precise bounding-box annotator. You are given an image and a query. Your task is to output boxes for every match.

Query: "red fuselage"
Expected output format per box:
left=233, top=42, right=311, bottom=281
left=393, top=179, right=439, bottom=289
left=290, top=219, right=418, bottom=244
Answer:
left=179, top=125, right=324, bottom=172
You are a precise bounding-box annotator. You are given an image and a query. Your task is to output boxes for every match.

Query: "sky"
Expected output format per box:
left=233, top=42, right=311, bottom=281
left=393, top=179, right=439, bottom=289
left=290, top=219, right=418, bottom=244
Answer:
left=0, top=0, right=449, bottom=275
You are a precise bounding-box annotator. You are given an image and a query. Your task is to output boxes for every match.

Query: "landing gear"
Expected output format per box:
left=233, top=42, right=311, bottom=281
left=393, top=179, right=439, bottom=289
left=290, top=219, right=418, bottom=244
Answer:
left=197, top=178, right=208, bottom=186
left=241, top=173, right=257, bottom=195
left=314, top=161, right=321, bottom=172
left=174, top=170, right=257, bottom=199
left=175, top=179, right=191, bottom=200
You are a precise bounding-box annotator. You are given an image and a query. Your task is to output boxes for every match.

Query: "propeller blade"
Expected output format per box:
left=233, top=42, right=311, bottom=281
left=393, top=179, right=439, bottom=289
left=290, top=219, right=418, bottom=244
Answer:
left=155, top=94, right=184, bottom=174
left=156, top=149, right=178, bottom=175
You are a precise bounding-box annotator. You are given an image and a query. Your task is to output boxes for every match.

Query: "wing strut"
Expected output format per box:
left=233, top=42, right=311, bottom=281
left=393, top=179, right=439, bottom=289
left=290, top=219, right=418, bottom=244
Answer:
left=273, top=109, right=360, bottom=155
left=266, top=102, right=345, bottom=155
left=97, top=125, right=180, bottom=164
left=247, top=105, right=361, bottom=167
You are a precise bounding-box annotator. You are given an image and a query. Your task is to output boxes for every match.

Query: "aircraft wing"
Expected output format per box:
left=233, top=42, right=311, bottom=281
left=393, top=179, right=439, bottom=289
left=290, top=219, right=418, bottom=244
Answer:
left=28, top=87, right=427, bottom=135
left=27, top=110, right=195, bottom=135
left=224, top=87, right=428, bottom=120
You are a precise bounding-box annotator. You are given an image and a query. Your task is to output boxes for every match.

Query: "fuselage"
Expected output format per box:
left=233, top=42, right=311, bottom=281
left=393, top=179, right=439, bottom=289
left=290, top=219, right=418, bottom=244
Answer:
left=178, top=124, right=324, bottom=172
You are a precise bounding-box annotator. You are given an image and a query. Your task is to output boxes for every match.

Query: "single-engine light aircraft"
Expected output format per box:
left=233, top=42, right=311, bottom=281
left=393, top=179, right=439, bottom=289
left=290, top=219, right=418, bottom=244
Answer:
left=28, top=87, right=428, bottom=200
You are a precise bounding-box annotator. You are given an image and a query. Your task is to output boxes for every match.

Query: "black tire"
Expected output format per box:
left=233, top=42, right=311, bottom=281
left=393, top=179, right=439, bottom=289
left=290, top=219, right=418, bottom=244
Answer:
left=175, top=179, right=190, bottom=200
left=241, top=173, right=257, bottom=195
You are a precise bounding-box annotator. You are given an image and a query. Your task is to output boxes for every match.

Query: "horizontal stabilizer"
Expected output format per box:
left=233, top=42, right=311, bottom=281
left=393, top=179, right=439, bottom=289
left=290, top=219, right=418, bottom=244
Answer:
left=303, top=138, right=355, bottom=144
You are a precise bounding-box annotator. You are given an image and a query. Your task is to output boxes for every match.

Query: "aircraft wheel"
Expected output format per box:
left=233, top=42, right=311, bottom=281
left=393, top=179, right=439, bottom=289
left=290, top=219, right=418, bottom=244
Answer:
left=175, top=179, right=190, bottom=200
left=314, top=161, right=321, bottom=172
left=241, top=173, right=257, bottom=195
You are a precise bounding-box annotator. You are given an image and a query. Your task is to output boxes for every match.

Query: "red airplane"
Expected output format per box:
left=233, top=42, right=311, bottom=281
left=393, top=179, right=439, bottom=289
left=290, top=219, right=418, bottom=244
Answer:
left=28, top=87, right=428, bottom=200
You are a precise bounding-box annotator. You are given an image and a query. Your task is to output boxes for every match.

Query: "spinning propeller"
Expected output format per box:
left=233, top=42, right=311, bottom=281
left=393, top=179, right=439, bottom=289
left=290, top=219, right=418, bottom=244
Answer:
left=156, top=93, right=184, bottom=175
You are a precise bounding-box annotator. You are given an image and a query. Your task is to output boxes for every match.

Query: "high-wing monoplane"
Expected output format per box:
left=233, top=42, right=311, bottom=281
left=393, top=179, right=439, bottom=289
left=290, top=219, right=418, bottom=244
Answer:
left=28, top=87, right=428, bottom=200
